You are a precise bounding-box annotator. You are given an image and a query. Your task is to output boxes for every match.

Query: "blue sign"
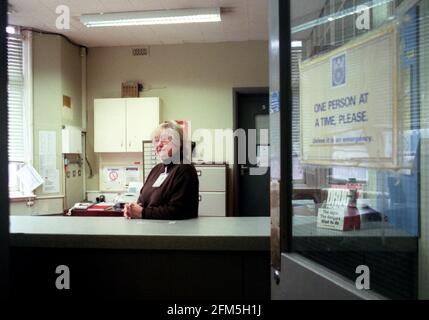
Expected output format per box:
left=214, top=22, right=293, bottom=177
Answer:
left=270, top=91, right=279, bottom=113
left=332, top=53, right=346, bottom=87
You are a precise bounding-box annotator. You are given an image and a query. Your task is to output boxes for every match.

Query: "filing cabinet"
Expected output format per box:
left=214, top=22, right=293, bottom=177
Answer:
left=195, top=164, right=227, bottom=217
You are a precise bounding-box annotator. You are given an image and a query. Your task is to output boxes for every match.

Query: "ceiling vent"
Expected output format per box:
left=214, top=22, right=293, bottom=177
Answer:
left=132, top=47, right=149, bottom=56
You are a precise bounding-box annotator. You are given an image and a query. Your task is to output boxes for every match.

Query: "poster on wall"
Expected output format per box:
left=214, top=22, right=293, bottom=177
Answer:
left=101, top=167, right=125, bottom=191
left=300, top=27, right=397, bottom=168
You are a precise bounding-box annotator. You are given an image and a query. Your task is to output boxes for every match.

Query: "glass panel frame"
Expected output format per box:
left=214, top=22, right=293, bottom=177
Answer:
left=289, top=0, right=425, bottom=299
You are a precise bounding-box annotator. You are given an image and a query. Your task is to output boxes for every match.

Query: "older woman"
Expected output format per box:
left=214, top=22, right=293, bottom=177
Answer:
left=123, top=121, right=199, bottom=220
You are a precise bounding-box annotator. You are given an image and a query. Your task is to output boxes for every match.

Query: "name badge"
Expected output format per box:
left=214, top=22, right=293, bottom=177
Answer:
left=152, top=172, right=169, bottom=188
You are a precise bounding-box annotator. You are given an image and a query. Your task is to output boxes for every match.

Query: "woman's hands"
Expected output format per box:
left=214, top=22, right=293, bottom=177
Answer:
left=123, top=202, right=143, bottom=219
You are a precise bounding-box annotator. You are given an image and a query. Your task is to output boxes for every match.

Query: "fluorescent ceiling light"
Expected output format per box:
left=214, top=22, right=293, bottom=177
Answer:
left=80, top=8, right=221, bottom=27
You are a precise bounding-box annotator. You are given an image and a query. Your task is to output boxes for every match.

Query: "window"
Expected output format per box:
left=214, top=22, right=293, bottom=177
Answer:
left=290, top=0, right=426, bottom=299
left=7, top=27, right=32, bottom=197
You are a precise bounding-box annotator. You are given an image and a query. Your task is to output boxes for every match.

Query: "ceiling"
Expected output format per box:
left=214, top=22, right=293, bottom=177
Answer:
left=7, top=0, right=325, bottom=47
left=7, top=0, right=268, bottom=47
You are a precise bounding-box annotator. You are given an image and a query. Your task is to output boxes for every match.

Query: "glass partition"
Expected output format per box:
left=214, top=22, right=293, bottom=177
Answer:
left=291, top=0, right=428, bottom=299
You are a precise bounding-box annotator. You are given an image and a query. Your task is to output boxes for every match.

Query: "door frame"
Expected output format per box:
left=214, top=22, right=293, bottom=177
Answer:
left=1, top=0, right=10, bottom=299
left=232, top=87, right=269, bottom=216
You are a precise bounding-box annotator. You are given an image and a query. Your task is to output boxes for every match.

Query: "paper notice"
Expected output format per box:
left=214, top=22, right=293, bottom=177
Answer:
left=257, top=145, right=270, bottom=167
left=16, top=164, right=44, bottom=192
left=317, top=207, right=347, bottom=230
left=42, top=169, right=59, bottom=194
left=125, top=166, right=140, bottom=185
left=103, top=167, right=124, bottom=191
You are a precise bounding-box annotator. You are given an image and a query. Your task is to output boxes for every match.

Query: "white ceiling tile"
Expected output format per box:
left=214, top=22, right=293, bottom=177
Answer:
left=38, top=0, right=104, bottom=16
left=98, top=0, right=136, bottom=12
left=248, top=0, right=268, bottom=15
left=249, top=19, right=267, bottom=34
left=248, top=0, right=268, bottom=24
left=9, top=0, right=47, bottom=13
left=128, top=0, right=165, bottom=11
left=161, top=0, right=220, bottom=10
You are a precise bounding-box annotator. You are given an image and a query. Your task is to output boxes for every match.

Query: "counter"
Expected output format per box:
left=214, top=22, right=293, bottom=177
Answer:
left=10, top=216, right=270, bottom=251
left=9, top=216, right=271, bottom=299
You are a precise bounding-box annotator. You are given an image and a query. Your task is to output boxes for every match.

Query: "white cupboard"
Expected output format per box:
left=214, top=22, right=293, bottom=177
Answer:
left=94, top=98, right=160, bottom=152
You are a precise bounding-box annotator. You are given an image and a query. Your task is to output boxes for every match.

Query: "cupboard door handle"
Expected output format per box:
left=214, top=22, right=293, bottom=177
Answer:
left=198, top=195, right=202, bottom=202
left=197, top=170, right=202, bottom=176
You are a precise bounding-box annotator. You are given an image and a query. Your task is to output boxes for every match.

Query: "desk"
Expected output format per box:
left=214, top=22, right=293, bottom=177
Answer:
left=293, top=187, right=325, bottom=203
left=10, top=216, right=270, bottom=299
left=64, top=207, right=124, bottom=217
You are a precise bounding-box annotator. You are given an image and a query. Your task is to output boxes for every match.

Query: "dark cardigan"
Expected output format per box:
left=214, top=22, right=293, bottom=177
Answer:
left=138, top=162, right=199, bottom=220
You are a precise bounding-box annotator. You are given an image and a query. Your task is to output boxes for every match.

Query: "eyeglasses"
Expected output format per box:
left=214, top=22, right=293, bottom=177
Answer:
left=153, top=135, right=173, bottom=145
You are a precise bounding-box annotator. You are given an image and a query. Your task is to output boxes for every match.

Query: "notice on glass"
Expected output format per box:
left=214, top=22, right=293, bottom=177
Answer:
left=317, top=207, right=347, bottom=230
left=39, top=131, right=60, bottom=194
left=300, top=29, right=396, bottom=168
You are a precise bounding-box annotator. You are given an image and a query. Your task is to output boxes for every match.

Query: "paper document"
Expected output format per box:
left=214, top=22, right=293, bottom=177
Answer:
left=257, top=145, right=270, bottom=167
left=102, top=167, right=124, bottom=190
left=125, top=166, right=140, bottom=184
left=16, top=164, right=44, bottom=192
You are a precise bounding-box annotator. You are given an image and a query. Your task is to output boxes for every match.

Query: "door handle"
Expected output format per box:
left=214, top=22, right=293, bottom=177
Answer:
left=273, top=269, right=280, bottom=285
left=240, top=165, right=250, bottom=176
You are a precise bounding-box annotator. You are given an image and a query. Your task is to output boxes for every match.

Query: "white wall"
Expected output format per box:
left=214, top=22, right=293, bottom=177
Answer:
left=10, top=33, right=84, bottom=215
left=32, top=33, right=63, bottom=200
left=61, top=37, right=84, bottom=209
left=86, top=41, right=269, bottom=214
left=10, top=38, right=268, bottom=216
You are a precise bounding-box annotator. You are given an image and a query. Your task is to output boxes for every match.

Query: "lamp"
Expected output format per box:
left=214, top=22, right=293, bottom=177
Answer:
left=80, top=8, right=221, bottom=27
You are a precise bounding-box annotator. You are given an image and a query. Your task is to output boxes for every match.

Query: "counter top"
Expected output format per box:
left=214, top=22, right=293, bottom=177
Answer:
left=10, top=216, right=270, bottom=251
left=293, top=215, right=415, bottom=237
